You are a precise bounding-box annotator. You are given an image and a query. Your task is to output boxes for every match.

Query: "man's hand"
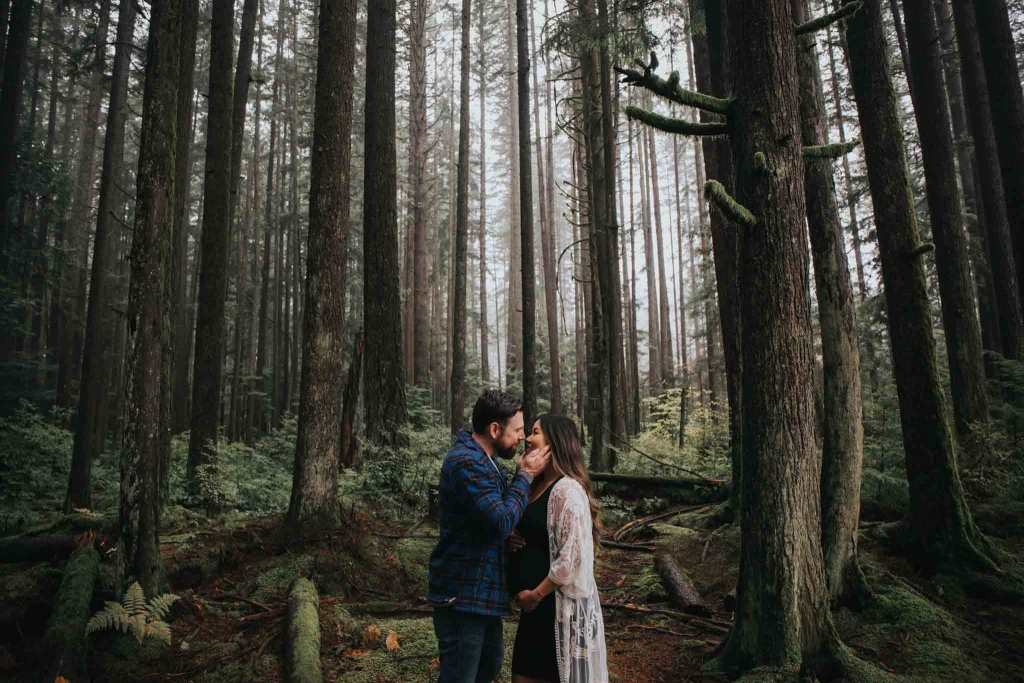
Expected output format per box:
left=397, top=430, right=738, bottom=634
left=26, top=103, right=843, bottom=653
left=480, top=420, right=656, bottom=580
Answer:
left=519, top=445, right=551, bottom=478
left=515, top=589, right=542, bottom=612
left=508, top=528, right=526, bottom=552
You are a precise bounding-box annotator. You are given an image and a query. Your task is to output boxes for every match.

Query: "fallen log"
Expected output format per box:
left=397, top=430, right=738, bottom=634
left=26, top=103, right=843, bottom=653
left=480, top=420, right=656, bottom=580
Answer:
left=600, top=540, right=657, bottom=552
left=0, top=535, right=81, bottom=562
left=612, top=503, right=712, bottom=542
left=600, top=602, right=731, bottom=635
left=655, top=553, right=711, bottom=618
left=286, top=578, right=322, bottom=683
left=41, top=540, right=100, bottom=682
left=590, top=472, right=723, bottom=488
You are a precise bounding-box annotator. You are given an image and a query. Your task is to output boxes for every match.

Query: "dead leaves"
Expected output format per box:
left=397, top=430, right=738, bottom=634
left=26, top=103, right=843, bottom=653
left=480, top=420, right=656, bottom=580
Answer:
left=357, top=625, right=401, bottom=654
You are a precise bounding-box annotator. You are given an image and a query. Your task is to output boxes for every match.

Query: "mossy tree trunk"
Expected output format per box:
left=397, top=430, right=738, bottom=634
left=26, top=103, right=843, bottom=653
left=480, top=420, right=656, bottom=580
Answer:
left=846, top=0, right=996, bottom=574
left=121, top=0, right=186, bottom=598
left=902, top=0, right=992, bottom=457
left=363, top=0, right=408, bottom=447
left=477, top=0, right=489, bottom=387
left=689, top=0, right=742, bottom=518
left=713, top=0, right=835, bottom=671
left=410, top=0, right=430, bottom=388
left=792, top=0, right=867, bottom=607
left=287, top=0, right=357, bottom=536
left=67, top=0, right=137, bottom=512
left=188, top=0, right=235, bottom=482
left=450, top=0, right=471, bottom=434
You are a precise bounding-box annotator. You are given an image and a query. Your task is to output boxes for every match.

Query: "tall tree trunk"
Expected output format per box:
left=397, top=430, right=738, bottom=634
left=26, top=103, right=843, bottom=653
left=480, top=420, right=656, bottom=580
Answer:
left=516, top=0, right=537, bottom=427
left=847, top=0, right=997, bottom=574
left=792, top=0, right=867, bottom=607
left=56, top=0, right=110, bottom=412
left=626, top=117, right=641, bottom=433
left=933, top=0, right=1001, bottom=367
left=410, top=0, right=429, bottom=387
left=690, top=0, right=742, bottom=517
left=364, top=0, right=408, bottom=447
left=903, top=0, right=992, bottom=454
left=638, top=112, right=660, bottom=393
left=120, top=0, right=186, bottom=597
left=950, top=0, right=1024, bottom=360
left=673, top=126, right=689, bottom=445
left=505, top=0, right=523, bottom=387
left=169, top=0, right=201, bottom=434
left=529, top=0, right=560, bottom=414
left=451, top=0, right=472, bottom=433
left=647, top=127, right=675, bottom=388
left=972, top=0, right=1024, bottom=312
left=477, top=0, right=489, bottom=388
left=713, top=0, right=835, bottom=670
left=188, top=0, right=235, bottom=482
left=66, top=0, right=136, bottom=512
left=0, top=0, right=31, bottom=239
left=287, top=0, right=356, bottom=535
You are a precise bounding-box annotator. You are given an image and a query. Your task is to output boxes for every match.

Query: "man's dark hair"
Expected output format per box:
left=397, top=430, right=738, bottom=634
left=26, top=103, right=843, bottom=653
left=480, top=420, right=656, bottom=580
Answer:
left=471, top=389, right=523, bottom=434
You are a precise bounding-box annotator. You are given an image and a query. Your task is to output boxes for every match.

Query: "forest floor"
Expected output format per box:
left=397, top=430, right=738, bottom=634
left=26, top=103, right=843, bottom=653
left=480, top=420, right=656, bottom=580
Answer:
left=3, top=496, right=1024, bottom=682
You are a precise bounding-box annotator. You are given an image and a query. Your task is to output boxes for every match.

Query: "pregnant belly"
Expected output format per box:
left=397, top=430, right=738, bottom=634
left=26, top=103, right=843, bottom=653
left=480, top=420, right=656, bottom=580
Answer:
left=509, top=547, right=550, bottom=595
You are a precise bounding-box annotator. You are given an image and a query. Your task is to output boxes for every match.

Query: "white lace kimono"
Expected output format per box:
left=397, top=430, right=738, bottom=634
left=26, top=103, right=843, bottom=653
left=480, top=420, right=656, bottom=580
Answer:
left=547, top=478, right=608, bottom=683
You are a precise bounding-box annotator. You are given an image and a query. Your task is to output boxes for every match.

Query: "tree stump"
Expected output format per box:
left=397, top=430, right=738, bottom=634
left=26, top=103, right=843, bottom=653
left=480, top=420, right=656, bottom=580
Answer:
left=654, top=553, right=711, bottom=617
left=286, top=577, right=322, bottom=683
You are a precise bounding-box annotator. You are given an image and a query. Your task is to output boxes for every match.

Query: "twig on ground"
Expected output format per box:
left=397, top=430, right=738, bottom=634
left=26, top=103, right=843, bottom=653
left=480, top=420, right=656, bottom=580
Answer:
left=601, top=540, right=657, bottom=552
left=701, top=523, right=729, bottom=564
left=613, top=503, right=713, bottom=542
left=601, top=602, right=732, bottom=634
left=213, top=593, right=272, bottom=612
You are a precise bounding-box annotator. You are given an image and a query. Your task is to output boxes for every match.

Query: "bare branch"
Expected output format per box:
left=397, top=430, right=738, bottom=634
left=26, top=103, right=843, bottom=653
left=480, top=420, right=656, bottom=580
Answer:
left=794, top=1, right=863, bottom=36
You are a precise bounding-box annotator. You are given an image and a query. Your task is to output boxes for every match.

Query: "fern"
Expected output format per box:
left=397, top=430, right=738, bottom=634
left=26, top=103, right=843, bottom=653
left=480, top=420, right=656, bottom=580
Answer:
left=87, top=582, right=180, bottom=645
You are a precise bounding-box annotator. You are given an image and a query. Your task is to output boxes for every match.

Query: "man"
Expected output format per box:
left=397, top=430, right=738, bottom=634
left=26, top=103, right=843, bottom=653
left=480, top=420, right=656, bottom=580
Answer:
left=427, top=389, right=550, bottom=683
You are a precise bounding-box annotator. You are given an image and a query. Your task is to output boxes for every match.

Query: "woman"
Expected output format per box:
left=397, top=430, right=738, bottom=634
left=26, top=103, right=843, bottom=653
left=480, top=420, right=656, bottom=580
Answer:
left=508, top=414, right=607, bottom=683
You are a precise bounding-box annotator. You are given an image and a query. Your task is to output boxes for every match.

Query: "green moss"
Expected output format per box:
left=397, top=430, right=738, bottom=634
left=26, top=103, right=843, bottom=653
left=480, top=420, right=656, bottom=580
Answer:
left=250, top=553, right=315, bottom=603
left=41, top=545, right=99, bottom=673
left=287, top=578, right=322, bottom=683
left=860, top=468, right=910, bottom=519
left=390, top=537, right=435, bottom=591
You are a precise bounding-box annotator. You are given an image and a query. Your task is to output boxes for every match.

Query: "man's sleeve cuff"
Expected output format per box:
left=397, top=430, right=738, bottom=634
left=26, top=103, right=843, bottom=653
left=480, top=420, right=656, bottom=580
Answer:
left=517, top=469, right=534, bottom=485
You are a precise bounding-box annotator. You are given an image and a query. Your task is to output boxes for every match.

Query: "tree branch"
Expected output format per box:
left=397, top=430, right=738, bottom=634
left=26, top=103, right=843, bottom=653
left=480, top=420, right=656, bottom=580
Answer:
left=705, top=180, right=756, bottom=228
left=615, top=65, right=732, bottom=116
left=625, top=106, right=729, bottom=137
left=794, top=1, right=862, bottom=36
left=803, top=140, right=860, bottom=159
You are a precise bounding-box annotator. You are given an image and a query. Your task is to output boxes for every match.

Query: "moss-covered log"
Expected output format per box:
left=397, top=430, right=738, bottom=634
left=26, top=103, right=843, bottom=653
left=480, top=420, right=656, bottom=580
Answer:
left=655, top=553, right=711, bottom=617
left=286, top=577, right=322, bottom=683
left=42, top=544, right=100, bottom=683
left=614, top=64, right=733, bottom=115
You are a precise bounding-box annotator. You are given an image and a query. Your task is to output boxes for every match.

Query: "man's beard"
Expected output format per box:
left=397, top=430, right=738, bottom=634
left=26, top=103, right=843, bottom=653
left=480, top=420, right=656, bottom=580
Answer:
left=494, top=443, right=519, bottom=460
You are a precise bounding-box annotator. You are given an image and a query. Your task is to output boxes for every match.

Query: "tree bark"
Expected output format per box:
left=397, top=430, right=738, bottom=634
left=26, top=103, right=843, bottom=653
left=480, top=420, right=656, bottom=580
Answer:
left=188, top=0, right=235, bottom=482
left=647, top=127, right=675, bottom=388
left=690, top=0, right=742, bottom=518
left=66, top=0, right=136, bottom=512
left=516, top=0, right=537, bottom=428
left=120, top=0, right=185, bottom=596
left=902, top=0, right=992, bottom=454
left=287, top=0, right=356, bottom=535
left=792, top=0, right=867, bottom=607
left=410, top=0, right=429, bottom=388
left=655, top=553, right=711, bottom=617
left=847, top=0, right=996, bottom=574
left=933, top=0, right=1001, bottom=367
left=363, top=0, right=408, bottom=447
left=972, top=0, right=1024, bottom=313
left=478, top=0, right=489, bottom=387
left=950, top=0, right=1024, bottom=360
left=505, top=0, right=523, bottom=387
left=450, top=0, right=472, bottom=434
left=714, top=0, right=833, bottom=670
left=0, top=0, right=31, bottom=239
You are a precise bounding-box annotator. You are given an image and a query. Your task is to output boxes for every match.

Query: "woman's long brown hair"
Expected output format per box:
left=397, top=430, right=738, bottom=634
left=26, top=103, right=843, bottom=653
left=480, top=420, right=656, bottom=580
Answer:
left=536, top=414, right=603, bottom=542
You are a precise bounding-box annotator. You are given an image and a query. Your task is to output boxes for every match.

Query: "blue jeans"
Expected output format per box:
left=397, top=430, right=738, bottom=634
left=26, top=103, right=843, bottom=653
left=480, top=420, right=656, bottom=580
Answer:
left=432, top=607, right=504, bottom=683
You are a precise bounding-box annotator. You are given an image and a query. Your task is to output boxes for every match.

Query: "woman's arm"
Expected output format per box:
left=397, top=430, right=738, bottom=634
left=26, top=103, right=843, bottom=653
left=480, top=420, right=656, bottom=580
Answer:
left=515, top=577, right=559, bottom=611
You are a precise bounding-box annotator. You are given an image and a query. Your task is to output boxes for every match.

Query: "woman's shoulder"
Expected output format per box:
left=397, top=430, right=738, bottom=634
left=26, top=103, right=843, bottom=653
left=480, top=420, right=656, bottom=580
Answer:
left=552, top=477, right=587, bottom=502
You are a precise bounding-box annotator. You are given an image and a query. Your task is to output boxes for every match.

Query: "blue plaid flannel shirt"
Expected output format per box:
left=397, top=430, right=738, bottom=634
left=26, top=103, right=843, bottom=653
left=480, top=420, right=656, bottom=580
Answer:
left=427, top=430, right=533, bottom=616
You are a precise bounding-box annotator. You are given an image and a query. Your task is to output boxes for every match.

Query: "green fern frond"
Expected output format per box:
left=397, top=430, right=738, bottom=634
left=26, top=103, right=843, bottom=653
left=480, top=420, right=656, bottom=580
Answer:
left=87, top=601, right=130, bottom=634
left=130, top=613, right=147, bottom=643
left=148, top=619, right=172, bottom=646
left=124, top=582, right=147, bottom=616
left=147, top=593, right=180, bottom=621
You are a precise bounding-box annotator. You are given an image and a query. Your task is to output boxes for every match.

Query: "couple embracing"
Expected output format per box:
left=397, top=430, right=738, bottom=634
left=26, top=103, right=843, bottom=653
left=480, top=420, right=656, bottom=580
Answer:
left=427, top=389, right=608, bottom=683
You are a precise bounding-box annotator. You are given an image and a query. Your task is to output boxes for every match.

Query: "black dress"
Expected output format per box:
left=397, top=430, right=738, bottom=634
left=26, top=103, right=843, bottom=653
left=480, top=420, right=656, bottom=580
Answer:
left=509, top=480, right=561, bottom=682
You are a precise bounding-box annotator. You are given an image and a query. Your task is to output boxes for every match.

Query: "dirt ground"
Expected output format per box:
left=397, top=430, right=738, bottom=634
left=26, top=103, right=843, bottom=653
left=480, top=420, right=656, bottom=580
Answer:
left=2, top=501, right=1024, bottom=682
